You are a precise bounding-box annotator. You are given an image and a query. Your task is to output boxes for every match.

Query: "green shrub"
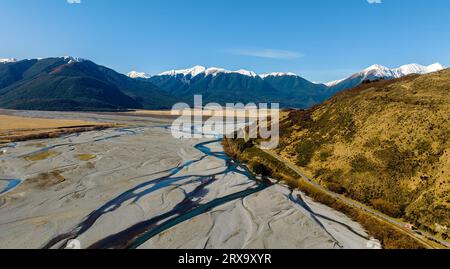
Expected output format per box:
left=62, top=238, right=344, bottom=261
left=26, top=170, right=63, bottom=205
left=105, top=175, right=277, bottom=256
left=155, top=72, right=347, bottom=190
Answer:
left=351, top=155, right=376, bottom=173
left=295, top=139, right=316, bottom=166
left=235, top=138, right=254, bottom=152
left=371, top=198, right=403, bottom=218
left=319, top=151, right=332, bottom=162
left=326, top=182, right=347, bottom=194
left=251, top=162, right=273, bottom=177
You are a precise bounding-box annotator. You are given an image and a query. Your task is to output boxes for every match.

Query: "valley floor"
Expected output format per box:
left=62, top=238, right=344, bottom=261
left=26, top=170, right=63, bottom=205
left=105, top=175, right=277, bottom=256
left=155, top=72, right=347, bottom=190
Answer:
left=0, top=110, right=113, bottom=146
left=0, top=111, right=371, bottom=249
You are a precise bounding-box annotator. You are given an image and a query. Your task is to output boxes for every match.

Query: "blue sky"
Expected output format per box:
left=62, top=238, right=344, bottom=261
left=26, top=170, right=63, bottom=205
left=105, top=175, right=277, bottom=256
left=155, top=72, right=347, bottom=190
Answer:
left=0, top=0, right=449, bottom=82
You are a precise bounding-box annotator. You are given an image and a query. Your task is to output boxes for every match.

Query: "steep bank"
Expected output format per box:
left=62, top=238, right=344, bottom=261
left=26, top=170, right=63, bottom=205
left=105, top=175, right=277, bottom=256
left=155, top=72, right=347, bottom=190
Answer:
left=276, top=70, right=450, bottom=239
left=222, top=138, right=425, bottom=249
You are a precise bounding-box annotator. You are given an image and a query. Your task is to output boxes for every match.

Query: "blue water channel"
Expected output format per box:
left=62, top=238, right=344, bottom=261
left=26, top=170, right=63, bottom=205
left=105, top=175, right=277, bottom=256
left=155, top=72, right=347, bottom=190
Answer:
left=44, top=137, right=270, bottom=249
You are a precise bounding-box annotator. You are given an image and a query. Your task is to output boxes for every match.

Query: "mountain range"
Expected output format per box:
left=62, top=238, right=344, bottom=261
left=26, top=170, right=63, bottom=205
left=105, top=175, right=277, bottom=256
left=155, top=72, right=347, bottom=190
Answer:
left=144, top=63, right=444, bottom=108
left=147, top=65, right=330, bottom=107
left=0, top=57, right=176, bottom=111
left=0, top=57, right=445, bottom=111
left=325, top=63, right=445, bottom=91
left=0, top=58, right=17, bottom=64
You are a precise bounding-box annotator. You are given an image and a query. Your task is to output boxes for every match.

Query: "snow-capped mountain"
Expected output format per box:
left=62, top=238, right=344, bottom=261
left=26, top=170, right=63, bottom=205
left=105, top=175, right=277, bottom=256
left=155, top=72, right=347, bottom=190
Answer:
left=324, top=78, right=345, bottom=87
left=159, top=65, right=206, bottom=77
left=1, top=57, right=446, bottom=111
left=359, top=63, right=445, bottom=79
left=0, top=58, right=17, bottom=63
left=127, top=71, right=151, bottom=79
left=260, top=72, right=297, bottom=79
left=327, top=63, right=445, bottom=91
left=62, top=56, right=86, bottom=64
left=394, top=63, right=445, bottom=76
left=149, top=65, right=329, bottom=108
left=156, top=65, right=303, bottom=79
left=158, top=65, right=260, bottom=78
left=0, top=57, right=87, bottom=64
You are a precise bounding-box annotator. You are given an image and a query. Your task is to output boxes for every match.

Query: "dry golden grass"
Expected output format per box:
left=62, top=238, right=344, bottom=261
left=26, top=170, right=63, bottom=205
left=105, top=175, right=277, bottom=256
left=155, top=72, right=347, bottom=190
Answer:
left=76, top=154, right=96, bottom=161
left=0, top=114, right=113, bottom=144
left=12, top=171, right=65, bottom=192
left=223, top=138, right=426, bottom=249
left=27, top=171, right=66, bottom=189
left=224, top=71, right=450, bottom=247
left=0, top=171, right=67, bottom=207
left=0, top=115, right=102, bottom=131
left=278, top=70, right=450, bottom=238
left=24, top=151, right=58, bottom=162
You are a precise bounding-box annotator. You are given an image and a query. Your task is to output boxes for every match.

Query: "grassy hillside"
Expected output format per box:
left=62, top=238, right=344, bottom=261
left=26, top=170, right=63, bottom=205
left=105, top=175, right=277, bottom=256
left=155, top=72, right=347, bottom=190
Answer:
left=0, top=74, right=141, bottom=111
left=277, top=70, right=450, bottom=238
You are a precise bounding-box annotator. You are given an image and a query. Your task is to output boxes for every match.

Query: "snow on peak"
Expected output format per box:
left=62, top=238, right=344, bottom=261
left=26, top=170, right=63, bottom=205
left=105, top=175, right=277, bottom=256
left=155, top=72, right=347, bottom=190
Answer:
left=204, top=67, right=226, bottom=76
left=396, top=63, right=424, bottom=75
left=362, top=63, right=445, bottom=78
left=202, top=67, right=258, bottom=77
left=391, top=63, right=445, bottom=77
left=425, top=63, right=445, bottom=73
left=260, top=72, right=297, bottom=78
left=363, top=64, right=390, bottom=72
left=63, top=56, right=85, bottom=64
left=158, top=65, right=260, bottom=78
left=324, top=78, right=346, bottom=87
left=128, top=71, right=150, bottom=79
left=236, top=69, right=258, bottom=77
left=159, top=65, right=207, bottom=77
left=362, top=64, right=394, bottom=77
left=158, top=66, right=297, bottom=79
left=325, top=62, right=445, bottom=87
left=0, top=58, right=17, bottom=63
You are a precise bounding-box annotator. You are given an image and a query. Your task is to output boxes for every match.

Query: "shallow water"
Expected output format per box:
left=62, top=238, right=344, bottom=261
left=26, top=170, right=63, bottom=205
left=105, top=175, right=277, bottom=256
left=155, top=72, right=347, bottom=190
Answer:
left=43, top=136, right=271, bottom=249
left=0, top=179, right=22, bottom=195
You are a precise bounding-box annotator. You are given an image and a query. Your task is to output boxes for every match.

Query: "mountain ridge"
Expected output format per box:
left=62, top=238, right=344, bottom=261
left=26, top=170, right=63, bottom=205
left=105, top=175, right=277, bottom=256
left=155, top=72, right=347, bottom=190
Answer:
left=0, top=57, right=177, bottom=111
left=148, top=65, right=329, bottom=108
left=326, top=63, right=445, bottom=90
left=130, top=62, right=445, bottom=84
left=145, top=63, right=444, bottom=108
left=0, top=57, right=446, bottom=111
